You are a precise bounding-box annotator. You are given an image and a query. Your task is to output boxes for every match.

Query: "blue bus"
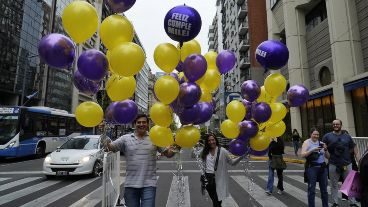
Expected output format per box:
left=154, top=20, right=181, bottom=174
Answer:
left=0, top=106, right=92, bottom=158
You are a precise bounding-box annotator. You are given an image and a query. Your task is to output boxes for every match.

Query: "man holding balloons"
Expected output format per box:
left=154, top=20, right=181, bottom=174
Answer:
left=105, top=114, right=176, bottom=207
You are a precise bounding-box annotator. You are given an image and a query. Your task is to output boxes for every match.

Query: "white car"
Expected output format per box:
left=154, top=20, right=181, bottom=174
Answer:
left=43, top=135, right=106, bottom=179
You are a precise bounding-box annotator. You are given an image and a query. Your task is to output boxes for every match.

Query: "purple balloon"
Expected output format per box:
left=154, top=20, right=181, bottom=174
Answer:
left=106, top=0, right=136, bottom=13
left=252, top=102, right=271, bottom=123
left=77, top=49, right=108, bottom=81
left=164, top=5, right=202, bottom=43
left=249, top=147, right=269, bottom=156
left=194, top=102, right=214, bottom=124
left=38, top=33, right=75, bottom=68
left=229, top=139, right=248, bottom=156
left=238, top=120, right=259, bottom=141
left=241, top=80, right=261, bottom=102
left=176, top=61, right=183, bottom=72
left=169, top=72, right=179, bottom=81
left=255, top=40, right=289, bottom=70
left=170, top=98, right=182, bottom=114
left=73, top=70, right=100, bottom=95
left=287, top=85, right=309, bottom=107
left=242, top=99, right=253, bottom=120
left=183, top=54, right=207, bottom=82
left=112, top=100, right=138, bottom=124
left=216, top=50, right=236, bottom=74
left=105, top=102, right=119, bottom=124
left=178, top=104, right=200, bottom=125
left=178, top=82, right=201, bottom=107
left=179, top=76, right=186, bottom=84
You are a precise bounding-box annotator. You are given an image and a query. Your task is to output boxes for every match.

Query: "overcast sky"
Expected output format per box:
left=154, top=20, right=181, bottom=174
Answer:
left=125, top=0, right=217, bottom=74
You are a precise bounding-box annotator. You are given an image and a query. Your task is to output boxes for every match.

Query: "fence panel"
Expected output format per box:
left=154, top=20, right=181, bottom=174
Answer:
left=352, top=137, right=368, bottom=158
left=102, top=151, right=120, bottom=207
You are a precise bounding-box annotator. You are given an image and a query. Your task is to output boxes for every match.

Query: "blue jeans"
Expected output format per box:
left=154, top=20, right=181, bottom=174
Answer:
left=292, top=141, right=299, bottom=155
left=266, top=161, right=284, bottom=192
left=124, top=187, right=156, bottom=207
left=306, top=166, right=328, bottom=207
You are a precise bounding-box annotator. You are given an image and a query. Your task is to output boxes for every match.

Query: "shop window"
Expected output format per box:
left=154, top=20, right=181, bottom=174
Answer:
left=351, top=87, right=368, bottom=136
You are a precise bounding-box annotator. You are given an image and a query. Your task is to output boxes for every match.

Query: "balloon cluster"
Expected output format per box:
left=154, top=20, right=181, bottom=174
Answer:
left=222, top=40, right=309, bottom=157
left=37, top=1, right=141, bottom=127
left=148, top=5, right=237, bottom=149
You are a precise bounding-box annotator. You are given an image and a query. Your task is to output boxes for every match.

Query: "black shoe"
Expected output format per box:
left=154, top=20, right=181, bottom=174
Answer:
left=331, top=203, right=339, bottom=207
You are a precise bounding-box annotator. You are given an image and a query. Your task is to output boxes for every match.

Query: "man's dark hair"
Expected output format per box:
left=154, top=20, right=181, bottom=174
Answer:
left=333, top=119, right=343, bottom=125
left=133, top=114, right=149, bottom=124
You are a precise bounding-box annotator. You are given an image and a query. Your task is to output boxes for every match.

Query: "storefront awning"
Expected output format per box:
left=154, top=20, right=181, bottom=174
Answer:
left=309, top=89, right=333, bottom=100
left=344, top=77, right=368, bottom=91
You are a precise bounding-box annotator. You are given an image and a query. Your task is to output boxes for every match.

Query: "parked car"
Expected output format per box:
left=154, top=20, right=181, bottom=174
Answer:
left=43, top=135, right=107, bottom=179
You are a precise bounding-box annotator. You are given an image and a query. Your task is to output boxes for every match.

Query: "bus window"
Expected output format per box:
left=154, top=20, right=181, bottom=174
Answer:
left=34, top=115, right=47, bottom=137
left=21, top=112, right=34, bottom=141
left=48, top=116, right=58, bottom=136
left=59, top=118, right=66, bottom=136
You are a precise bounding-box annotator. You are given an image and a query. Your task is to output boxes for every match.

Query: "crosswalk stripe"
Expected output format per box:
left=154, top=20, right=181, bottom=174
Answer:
left=287, top=175, right=332, bottom=192
left=166, top=176, right=190, bottom=207
left=223, top=195, right=239, bottom=207
left=0, top=177, right=42, bottom=192
left=232, top=176, right=288, bottom=207
left=0, top=180, right=62, bottom=205
left=69, top=177, right=126, bottom=207
left=20, top=178, right=99, bottom=207
left=0, top=178, right=10, bottom=182
left=259, top=175, right=321, bottom=206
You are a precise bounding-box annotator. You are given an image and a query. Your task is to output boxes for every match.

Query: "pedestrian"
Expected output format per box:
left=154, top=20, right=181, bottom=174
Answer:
left=301, top=128, right=329, bottom=207
left=292, top=129, right=301, bottom=156
left=265, top=137, right=286, bottom=195
left=322, top=119, right=360, bottom=207
left=200, top=133, right=245, bottom=207
left=360, top=146, right=368, bottom=207
left=104, top=114, right=175, bottom=207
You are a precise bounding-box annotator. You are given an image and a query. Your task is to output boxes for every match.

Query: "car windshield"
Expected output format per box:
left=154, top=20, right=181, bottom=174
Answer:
left=0, top=115, right=19, bottom=145
left=60, top=138, right=99, bottom=150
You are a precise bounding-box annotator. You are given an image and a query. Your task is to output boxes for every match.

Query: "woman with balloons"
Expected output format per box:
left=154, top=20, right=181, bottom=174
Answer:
left=200, top=133, right=245, bottom=207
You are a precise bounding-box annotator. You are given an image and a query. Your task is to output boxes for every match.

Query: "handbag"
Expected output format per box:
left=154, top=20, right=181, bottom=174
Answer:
left=340, top=170, right=362, bottom=198
left=200, top=147, right=221, bottom=195
left=271, top=154, right=287, bottom=170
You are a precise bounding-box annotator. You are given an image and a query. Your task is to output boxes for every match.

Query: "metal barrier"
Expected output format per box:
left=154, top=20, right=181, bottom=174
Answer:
left=102, top=151, right=121, bottom=207
left=352, top=137, right=368, bottom=158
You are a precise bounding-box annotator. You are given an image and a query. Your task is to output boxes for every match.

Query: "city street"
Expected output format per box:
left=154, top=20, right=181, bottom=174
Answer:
left=0, top=149, right=357, bottom=207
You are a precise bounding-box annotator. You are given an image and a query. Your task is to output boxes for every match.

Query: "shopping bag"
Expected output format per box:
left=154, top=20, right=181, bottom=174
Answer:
left=339, top=170, right=362, bottom=199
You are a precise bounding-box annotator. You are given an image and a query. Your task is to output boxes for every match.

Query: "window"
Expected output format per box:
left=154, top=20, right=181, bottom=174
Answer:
left=351, top=87, right=368, bottom=136
left=305, top=1, right=327, bottom=32
left=319, top=66, right=331, bottom=86
left=48, top=116, right=58, bottom=136
left=34, top=114, right=47, bottom=136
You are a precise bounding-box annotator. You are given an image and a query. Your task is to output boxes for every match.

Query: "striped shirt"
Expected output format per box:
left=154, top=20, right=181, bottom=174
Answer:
left=111, top=133, right=161, bottom=188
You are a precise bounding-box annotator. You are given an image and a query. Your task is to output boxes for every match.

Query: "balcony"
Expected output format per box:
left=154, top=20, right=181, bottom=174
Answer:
left=238, top=22, right=248, bottom=35
left=237, top=0, right=245, bottom=5
left=208, top=33, right=215, bottom=41
left=239, top=40, right=250, bottom=52
left=238, top=5, right=247, bottom=20
left=239, top=56, right=250, bottom=69
left=209, top=41, right=215, bottom=49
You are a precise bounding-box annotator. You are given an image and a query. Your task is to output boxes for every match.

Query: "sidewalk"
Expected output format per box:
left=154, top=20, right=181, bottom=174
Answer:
left=250, top=144, right=305, bottom=164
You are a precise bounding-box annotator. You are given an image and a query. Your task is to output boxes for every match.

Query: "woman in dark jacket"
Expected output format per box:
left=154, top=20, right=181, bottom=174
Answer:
left=265, top=137, right=285, bottom=195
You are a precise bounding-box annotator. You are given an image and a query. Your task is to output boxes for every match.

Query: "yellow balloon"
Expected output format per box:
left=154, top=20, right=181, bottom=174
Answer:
left=257, top=86, right=272, bottom=103
left=179, top=39, right=201, bottom=61
left=264, top=121, right=286, bottom=137
left=106, top=75, right=136, bottom=101
left=175, top=126, right=200, bottom=148
left=149, top=126, right=174, bottom=147
left=154, top=43, right=180, bottom=73
left=220, top=119, right=239, bottom=139
left=99, top=14, right=134, bottom=50
left=106, top=50, right=115, bottom=73
left=269, top=103, right=287, bottom=123
left=226, top=100, right=246, bottom=123
left=75, top=101, right=103, bottom=127
left=250, top=133, right=271, bottom=151
left=154, top=76, right=180, bottom=104
left=204, top=51, right=218, bottom=68
left=264, top=73, right=287, bottom=97
left=110, top=42, right=145, bottom=77
left=149, top=103, right=173, bottom=127
left=62, top=1, right=98, bottom=43
left=200, top=87, right=212, bottom=102
left=201, top=68, right=221, bottom=92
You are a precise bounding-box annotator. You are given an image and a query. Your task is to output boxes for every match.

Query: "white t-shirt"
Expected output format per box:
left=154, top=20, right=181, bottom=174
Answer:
left=206, top=152, right=216, bottom=173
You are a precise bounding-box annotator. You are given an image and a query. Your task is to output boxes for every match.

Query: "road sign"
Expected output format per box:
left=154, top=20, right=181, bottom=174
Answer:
left=224, top=92, right=242, bottom=105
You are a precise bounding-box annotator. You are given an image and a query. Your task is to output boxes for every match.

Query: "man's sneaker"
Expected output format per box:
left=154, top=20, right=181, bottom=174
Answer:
left=331, top=203, right=339, bottom=207
left=265, top=191, right=271, bottom=195
left=277, top=190, right=283, bottom=195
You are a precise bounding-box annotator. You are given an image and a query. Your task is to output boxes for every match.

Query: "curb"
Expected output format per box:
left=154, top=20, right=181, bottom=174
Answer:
left=250, top=156, right=305, bottom=164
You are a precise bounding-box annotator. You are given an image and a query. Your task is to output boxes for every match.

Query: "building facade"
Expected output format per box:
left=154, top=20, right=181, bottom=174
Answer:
left=266, top=0, right=368, bottom=137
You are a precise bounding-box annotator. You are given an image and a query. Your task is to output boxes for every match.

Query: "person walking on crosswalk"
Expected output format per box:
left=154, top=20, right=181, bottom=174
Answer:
left=322, top=119, right=360, bottom=207
left=265, top=137, right=286, bottom=196
left=301, top=128, right=330, bottom=207
left=104, top=114, right=176, bottom=207
left=200, top=133, right=245, bottom=207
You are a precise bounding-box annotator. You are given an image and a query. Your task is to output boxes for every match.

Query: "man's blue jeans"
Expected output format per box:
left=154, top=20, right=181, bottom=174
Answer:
left=306, top=166, right=328, bottom=207
left=124, top=187, right=156, bottom=207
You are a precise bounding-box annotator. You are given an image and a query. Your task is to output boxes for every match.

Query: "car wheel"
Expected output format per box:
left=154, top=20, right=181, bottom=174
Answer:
left=36, top=144, right=45, bottom=158
left=91, top=161, right=102, bottom=177
left=45, top=175, right=55, bottom=179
